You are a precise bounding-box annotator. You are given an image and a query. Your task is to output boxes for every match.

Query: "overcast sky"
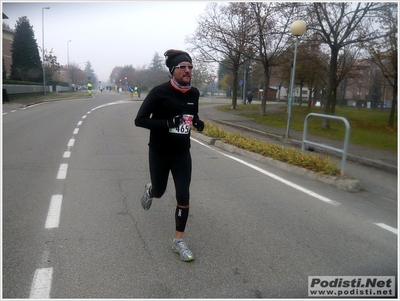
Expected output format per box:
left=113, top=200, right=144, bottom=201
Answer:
left=2, top=1, right=211, bottom=82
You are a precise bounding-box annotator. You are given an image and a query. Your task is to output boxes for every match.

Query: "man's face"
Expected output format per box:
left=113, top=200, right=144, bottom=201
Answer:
left=172, top=61, right=193, bottom=86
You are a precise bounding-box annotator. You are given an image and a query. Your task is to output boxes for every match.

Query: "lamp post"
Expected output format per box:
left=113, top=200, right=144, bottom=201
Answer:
left=67, top=40, right=71, bottom=66
left=42, top=6, right=50, bottom=95
left=285, top=20, right=306, bottom=139
left=67, top=40, right=71, bottom=88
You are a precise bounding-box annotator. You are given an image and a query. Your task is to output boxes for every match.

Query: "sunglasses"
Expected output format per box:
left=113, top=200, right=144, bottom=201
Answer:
left=175, top=65, right=193, bottom=70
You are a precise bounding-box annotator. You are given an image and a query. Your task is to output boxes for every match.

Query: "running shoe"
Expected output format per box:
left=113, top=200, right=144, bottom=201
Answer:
left=141, top=183, right=153, bottom=210
left=172, top=239, right=194, bottom=261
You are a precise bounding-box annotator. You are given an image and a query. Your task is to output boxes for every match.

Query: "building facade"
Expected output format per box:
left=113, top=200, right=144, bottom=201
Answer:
left=2, top=26, right=14, bottom=78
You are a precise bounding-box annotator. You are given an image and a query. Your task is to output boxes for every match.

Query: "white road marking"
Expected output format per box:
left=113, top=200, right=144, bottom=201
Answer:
left=28, top=99, right=131, bottom=299
left=30, top=267, right=53, bottom=299
left=45, top=195, right=63, bottom=229
left=67, top=139, right=75, bottom=147
left=192, top=137, right=341, bottom=206
left=375, top=223, right=398, bottom=235
left=56, top=163, right=68, bottom=179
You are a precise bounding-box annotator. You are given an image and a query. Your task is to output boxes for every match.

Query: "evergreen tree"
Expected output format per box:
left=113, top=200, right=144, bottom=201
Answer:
left=10, top=16, right=42, bottom=82
left=84, top=61, right=98, bottom=87
left=147, top=52, right=169, bottom=88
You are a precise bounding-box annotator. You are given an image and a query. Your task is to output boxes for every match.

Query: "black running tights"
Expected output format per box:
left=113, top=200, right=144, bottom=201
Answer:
left=148, top=148, right=192, bottom=207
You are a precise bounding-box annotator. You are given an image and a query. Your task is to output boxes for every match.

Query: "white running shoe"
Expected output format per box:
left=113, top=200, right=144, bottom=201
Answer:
left=172, top=239, right=194, bottom=261
left=141, top=183, right=153, bottom=210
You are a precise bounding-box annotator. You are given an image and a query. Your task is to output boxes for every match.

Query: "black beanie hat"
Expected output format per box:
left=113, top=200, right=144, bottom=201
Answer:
left=164, top=49, right=192, bottom=74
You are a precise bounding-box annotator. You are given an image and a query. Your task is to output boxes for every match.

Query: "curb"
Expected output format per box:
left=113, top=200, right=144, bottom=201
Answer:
left=210, top=119, right=397, bottom=174
left=191, top=131, right=361, bottom=193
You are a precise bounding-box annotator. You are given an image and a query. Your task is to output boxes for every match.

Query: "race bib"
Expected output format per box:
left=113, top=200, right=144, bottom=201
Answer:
left=169, top=114, right=193, bottom=135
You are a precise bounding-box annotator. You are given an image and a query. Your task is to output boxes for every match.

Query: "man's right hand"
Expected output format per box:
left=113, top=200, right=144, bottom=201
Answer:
left=167, top=115, right=182, bottom=128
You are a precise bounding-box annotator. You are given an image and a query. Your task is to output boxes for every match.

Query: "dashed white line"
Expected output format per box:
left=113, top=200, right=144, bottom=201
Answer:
left=29, top=99, right=130, bottom=299
left=29, top=267, right=53, bottom=299
left=67, top=139, right=75, bottom=147
left=45, top=195, right=63, bottom=229
left=375, top=223, right=398, bottom=235
left=56, top=163, right=68, bottom=179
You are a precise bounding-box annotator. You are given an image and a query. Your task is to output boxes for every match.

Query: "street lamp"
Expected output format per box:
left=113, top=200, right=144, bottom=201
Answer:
left=285, top=20, right=306, bottom=139
left=67, top=40, right=71, bottom=88
left=42, top=6, right=50, bottom=95
left=67, top=40, right=71, bottom=66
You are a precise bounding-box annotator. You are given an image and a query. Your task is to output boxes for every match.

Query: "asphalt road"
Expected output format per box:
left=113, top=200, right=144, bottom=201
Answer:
left=2, top=92, right=397, bottom=298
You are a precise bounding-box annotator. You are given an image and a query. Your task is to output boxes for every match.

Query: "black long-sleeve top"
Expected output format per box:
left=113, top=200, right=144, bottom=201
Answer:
left=134, top=81, right=200, bottom=154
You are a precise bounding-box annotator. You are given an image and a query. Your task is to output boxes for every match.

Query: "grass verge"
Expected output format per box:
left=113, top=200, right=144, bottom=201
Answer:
left=199, top=122, right=342, bottom=176
left=217, top=104, right=397, bottom=152
left=6, top=91, right=90, bottom=103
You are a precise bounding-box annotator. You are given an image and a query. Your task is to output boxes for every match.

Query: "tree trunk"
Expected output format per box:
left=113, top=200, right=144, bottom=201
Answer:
left=260, top=62, right=270, bottom=116
left=299, top=85, right=303, bottom=107
left=389, top=82, right=397, bottom=126
left=231, top=66, right=239, bottom=110
left=307, top=81, right=314, bottom=111
left=322, top=47, right=339, bottom=129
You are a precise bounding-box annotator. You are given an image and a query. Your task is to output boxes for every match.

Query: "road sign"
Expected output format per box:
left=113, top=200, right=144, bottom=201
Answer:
left=210, top=82, right=216, bottom=88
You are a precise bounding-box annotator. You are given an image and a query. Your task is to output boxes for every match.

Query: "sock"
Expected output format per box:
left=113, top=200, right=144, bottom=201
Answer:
left=175, top=206, right=189, bottom=232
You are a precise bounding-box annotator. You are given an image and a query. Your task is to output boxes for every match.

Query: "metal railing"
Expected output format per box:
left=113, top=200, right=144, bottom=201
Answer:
left=302, top=113, right=350, bottom=173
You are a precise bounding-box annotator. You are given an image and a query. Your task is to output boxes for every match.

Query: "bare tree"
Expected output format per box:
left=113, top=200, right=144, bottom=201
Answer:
left=369, top=2, right=397, bottom=126
left=248, top=2, right=303, bottom=115
left=191, top=56, right=216, bottom=90
left=186, top=2, right=253, bottom=109
left=308, top=2, right=384, bottom=128
left=65, top=62, right=87, bottom=86
left=44, top=48, right=60, bottom=80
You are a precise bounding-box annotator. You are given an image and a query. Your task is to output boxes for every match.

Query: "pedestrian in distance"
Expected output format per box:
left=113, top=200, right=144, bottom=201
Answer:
left=135, top=49, right=204, bottom=262
left=87, top=82, right=92, bottom=96
left=247, top=91, right=253, bottom=104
